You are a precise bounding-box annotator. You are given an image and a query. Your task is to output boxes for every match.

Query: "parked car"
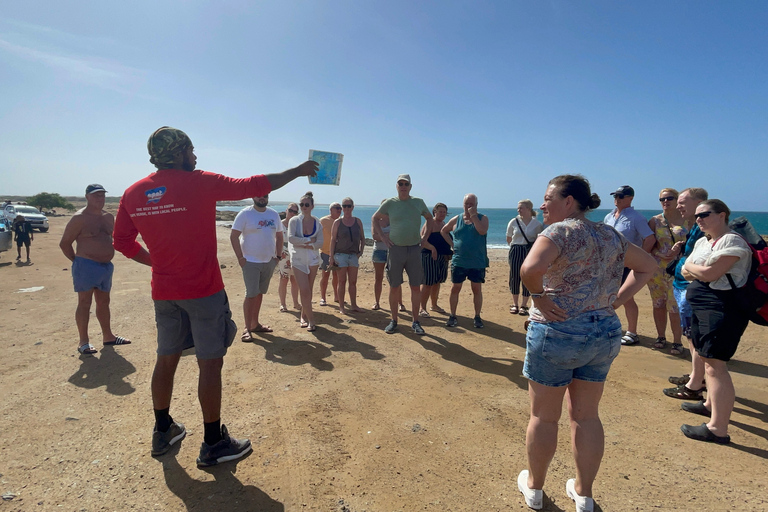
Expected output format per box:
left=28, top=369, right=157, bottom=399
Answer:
left=0, top=218, right=12, bottom=254
left=3, top=204, right=49, bottom=232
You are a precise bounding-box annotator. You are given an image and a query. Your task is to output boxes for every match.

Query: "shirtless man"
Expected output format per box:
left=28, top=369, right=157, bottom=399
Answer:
left=60, top=184, right=130, bottom=355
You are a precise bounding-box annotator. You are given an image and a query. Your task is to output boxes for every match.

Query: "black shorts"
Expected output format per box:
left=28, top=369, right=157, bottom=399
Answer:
left=687, top=281, right=750, bottom=362
left=451, top=265, right=486, bottom=284
left=16, top=237, right=30, bottom=247
left=620, top=267, right=631, bottom=285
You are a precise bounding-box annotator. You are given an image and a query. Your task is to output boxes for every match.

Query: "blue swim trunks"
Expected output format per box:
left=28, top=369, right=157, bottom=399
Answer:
left=72, top=256, right=114, bottom=292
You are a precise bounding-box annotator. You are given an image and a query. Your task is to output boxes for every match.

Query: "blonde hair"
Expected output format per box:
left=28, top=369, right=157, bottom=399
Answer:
left=518, top=199, right=537, bottom=217
left=659, top=188, right=679, bottom=198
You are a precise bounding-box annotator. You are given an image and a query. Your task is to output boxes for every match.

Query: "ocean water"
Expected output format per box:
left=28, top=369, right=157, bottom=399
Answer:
left=219, top=203, right=768, bottom=249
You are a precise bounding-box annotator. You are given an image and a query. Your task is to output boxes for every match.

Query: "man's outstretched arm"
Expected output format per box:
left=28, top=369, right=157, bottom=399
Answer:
left=265, top=161, right=319, bottom=191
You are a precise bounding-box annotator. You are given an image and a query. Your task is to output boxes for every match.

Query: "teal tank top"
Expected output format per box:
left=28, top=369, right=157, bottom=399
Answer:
left=452, top=214, right=488, bottom=269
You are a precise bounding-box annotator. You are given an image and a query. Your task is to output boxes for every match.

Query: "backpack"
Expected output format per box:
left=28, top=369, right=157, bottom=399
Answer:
left=727, top=217, right=768, bottom=326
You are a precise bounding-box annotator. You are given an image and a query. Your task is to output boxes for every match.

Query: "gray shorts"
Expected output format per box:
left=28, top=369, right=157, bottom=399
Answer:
left=154, top=290, right=237, bottom=360
left=242, top=260, right=277, bottom=297
left=387, top=244, right=423, bottom=287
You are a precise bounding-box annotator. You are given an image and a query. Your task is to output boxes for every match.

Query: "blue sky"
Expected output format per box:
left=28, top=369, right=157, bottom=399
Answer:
left=1, top=1, right=766, bottom=210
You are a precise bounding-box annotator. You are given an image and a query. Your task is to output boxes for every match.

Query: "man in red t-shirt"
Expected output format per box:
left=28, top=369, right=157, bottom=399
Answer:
left=114, top=126, right=317, bottom=467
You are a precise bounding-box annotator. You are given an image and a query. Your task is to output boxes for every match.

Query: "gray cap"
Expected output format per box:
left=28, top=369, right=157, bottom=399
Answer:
left=397, top=174, right=411, bottom=184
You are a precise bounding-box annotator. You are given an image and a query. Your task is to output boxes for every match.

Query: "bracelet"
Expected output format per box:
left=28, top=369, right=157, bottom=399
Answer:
left=530, top=292, right=545, bottom=298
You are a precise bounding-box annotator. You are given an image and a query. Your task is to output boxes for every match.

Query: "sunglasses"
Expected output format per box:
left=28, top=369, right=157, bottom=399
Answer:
left=659, top=196, right=677, bottom=202
left=694, top=211, right=714, bottom=220
left=300, top=202, right=312, bottom=208
left=342, top=204, right=353, bottom=208
left=397, top=181, right=410, bottom=186
left=288, top=209, right=298, bottom=214
left=614, top=194, right=625, bottom=199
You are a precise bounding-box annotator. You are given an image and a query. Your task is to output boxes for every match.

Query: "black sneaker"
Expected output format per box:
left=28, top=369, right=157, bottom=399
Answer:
left=446, top=315, right=458, bottom=327
left=473, top=316, right=484, bottom=329
left=412, top=321, right=425, bottom=335
left=384, top=320, right=398, bottom=334
left=196, top=425, right=252, bottom=467
left=151, top=421, right=186, bottom=456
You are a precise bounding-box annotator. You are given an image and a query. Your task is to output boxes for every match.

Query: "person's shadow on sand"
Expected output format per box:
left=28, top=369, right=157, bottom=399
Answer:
left=250, top=335, right=335, bottom=371
left=67, top=345, right=136, bottom=395
left=161, top=451, right=284, bottom=511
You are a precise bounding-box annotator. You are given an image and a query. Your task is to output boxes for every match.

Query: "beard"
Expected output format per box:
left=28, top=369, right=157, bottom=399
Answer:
left=255, top=199, right=268, bottom=208
left=181, top=153, right=196, bottom=172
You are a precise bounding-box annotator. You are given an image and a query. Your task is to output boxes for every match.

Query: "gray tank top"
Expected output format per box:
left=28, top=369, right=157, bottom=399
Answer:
left=335, top=219, right=362, bottom=254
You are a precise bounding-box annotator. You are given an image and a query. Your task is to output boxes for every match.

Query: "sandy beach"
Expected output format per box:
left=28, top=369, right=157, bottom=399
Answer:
left=1, top=209, right=767, bottom=511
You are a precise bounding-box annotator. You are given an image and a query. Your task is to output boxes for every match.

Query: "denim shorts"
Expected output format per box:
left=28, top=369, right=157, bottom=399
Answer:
left=524, top=311, right=623, bottom=387
left=334, top=253, right=359, bottom=268
left=372, top=249, right=388, bottom=264
left=674, top=286, right=692, bottom=338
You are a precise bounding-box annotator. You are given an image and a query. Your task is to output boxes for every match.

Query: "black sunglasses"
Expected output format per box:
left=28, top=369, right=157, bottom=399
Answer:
left=397, top=181, right=410, bottom=186
left=288, top=209, right=298, bottom=214
left=342, top=204, right=353, bottom=208
left=659, top=196, right=677, bottom=202
left=614, top=194, right=625, bottom=199
left=300, top=202, right=312, bottom=207
left=694, top=211, right=714, bottom=219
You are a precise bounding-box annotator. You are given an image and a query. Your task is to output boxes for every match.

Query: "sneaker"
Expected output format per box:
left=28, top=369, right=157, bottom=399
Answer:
left=151, top=421, right=186, bottom=456
left=384, top=320, right=398, bottom=334
left=196, top=424, right=252, bottom=467
left=446, top=315, right=458, bottom=328
left=566, top=478, right=594, bottom=512
left=620, top=331, right=639, bottom=345
left=412, top=321, right=425, bottom=335
left=473, top=316, right=484, bottom=329
left=517, top=470, right=542, bottom=510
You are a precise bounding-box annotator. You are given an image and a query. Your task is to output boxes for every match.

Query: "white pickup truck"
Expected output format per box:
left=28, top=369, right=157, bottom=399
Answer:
left=3, top=204, right=49, bottom=232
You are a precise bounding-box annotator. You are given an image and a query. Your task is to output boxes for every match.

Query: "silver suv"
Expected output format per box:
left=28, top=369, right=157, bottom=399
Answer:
left=3, top=204, right=50, bottom=232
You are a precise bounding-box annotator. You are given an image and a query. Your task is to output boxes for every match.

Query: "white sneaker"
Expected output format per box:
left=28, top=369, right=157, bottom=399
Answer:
left=517, top=470, right=543, bottom=510
left=566, top=479, right=594, bottom=512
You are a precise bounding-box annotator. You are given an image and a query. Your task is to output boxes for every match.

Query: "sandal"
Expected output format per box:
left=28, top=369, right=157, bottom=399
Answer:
left=519, top=306, right=529, bottom=316
left=104, top=336, right=131, bottom=346
left=681, top=423, right=730, bottom=444
left=251, top=324, right=273, bottom=333
left=299, top=320, right=309, bottom=328
left=279, top=305, right=288, bottom=312
left=372, top=303, right=381, bottom=311
left=307, top=324, right=317, bottom=332
left=670, top=343, right=684, bottom=356
left=653, top=337, right=667, bottom=350
left=241, top=330, right=254, bottom=342
left=78, top=343, right=97, bottom=355
left=419, top=310, right=431, bottom=318
left=399, top=304, right=407, bottom=312
left=319, top=299, right=328, bottom=306
left=430, top=305, right=446, bottom=314
left=668, top=374, right=690, bottom=385
left=509, top=305, right=519, bottom=315
left=663, top=384, right=704, bottom=400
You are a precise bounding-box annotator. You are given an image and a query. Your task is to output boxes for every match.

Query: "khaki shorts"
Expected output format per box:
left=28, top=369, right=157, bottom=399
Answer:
left=242, top=259, right=277, bottom=297
left=154, top=290, right=237, bottom=360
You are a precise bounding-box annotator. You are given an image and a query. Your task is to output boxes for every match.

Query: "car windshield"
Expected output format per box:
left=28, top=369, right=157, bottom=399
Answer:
left=16, top=206, right=41, bottom=214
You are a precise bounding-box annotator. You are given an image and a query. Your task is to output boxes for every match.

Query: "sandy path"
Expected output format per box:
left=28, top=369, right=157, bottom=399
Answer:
left=0, top=212, right=766, bottom=511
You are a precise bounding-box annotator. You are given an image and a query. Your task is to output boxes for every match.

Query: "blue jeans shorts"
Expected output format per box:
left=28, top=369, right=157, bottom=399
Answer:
left=674, top=286, right=692, bottom=338
left=372, top=249, right=388, bottom=264
left=524, top=311, right=623, bottom=387
left=334, top=253, right=359, bottom=268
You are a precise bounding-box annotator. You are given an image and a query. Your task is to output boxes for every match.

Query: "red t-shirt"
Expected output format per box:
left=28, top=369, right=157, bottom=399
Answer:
left=113, top=169, right=271, bottom=300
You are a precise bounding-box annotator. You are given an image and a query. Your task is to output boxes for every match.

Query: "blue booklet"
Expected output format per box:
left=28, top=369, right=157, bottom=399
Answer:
left=308, top=150, right=343, bottom=185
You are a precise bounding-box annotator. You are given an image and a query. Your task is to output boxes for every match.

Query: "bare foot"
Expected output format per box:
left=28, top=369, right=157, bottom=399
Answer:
left=349, top=306, right=362, bottom=313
